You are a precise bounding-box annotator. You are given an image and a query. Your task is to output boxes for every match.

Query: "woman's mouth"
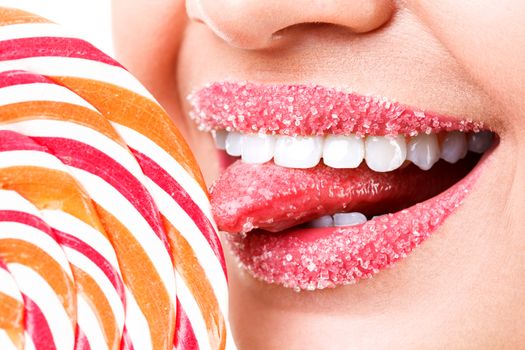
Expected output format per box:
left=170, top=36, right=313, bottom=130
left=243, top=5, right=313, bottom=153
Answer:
left=189, top=81, right=496, bottom=291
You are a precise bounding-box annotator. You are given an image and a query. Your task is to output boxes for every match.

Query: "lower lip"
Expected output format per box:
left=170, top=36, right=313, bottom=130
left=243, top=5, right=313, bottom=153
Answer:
left=223, top=152, right=490, bottom=291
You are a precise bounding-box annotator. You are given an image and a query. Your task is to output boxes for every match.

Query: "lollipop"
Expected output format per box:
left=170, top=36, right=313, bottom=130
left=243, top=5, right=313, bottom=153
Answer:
left=0, top=7, right=230, bottom=350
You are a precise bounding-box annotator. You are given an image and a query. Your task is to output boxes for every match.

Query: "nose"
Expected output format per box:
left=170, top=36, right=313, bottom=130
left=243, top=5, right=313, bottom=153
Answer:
left=186, top=0, right=395, bottom=49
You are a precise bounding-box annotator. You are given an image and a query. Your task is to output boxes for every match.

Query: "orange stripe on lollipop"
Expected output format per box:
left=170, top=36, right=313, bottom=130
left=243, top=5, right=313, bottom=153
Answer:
left=0, top=240, right=76, bottom=323
left=53, top=77, right=207, bottom=192
left=163, top=216, right=227, bottom=350
left=0, top=293, right=22, bottom=327
left=0, top=292, right=23, bottom=341
left=72, top=267, right=120, bottom=350
left=0, top=8, right=51, bottom=27
left=0, top=166, right=110, bottom=236
left=94, top=204, right=175, bottom=350
left=0, top=101, right=128, bottom=149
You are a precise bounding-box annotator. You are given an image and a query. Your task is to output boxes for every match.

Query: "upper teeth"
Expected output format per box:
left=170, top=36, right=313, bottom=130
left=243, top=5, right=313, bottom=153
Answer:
left=224, top=131, right=242, bottom=156
left=406, top=133, right=440, bottom=171
left=274, top=135, right=323, bottom=169
left=323, top=135, right=365, bottom=169
left=214, top=130, right=492, bottom=172
left=467, top=130, right=494, bottom=154
left=242, top=133, right=276, bottom=164
left=440, top=131, right=468, bottom=164
left=365, top=135, right=407, bottom=172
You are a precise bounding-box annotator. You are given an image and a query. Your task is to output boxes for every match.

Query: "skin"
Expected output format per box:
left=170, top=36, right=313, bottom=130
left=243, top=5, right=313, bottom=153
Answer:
left=112, top=1, right=525, bottom=348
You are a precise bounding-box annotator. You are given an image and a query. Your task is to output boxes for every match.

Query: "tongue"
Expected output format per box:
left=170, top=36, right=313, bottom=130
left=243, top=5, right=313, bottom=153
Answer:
left=210, top=156, right=477, bottom=233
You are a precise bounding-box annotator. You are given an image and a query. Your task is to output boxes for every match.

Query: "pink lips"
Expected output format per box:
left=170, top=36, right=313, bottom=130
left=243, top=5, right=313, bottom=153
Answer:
left=189, top=81, right=484, bottom=137
left=190, top=81, right=489, bottom=291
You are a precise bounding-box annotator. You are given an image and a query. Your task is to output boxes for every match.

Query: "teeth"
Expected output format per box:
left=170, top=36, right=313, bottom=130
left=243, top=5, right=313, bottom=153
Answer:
left=407, top=133, right=440, bottom=171
left=364, top=135, right=407, bottom=172
left=305, top=212, right=367, bottom=228
left=333, top=212, right=367, bottom=227
left=441, top=131, right=468, bottom=164
left=468, top=131, right=493, bottom=153
left=323, top=134, right=364, bottom=169
left=225, top=131, right=242, bottom=156
left=305, top=215, right=334, bottom=228
left=212, top=129, right=228, bottom=150
left=274, top=135, right=323, bottom=169
left=214, top=130, right=494, bottom=171
left=241, top=134, right=276, bottom=164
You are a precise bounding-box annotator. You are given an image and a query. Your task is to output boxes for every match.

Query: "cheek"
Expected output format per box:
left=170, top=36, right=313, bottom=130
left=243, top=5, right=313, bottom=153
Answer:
left=111, top=0, right=190, bottom=136
left=112, top=0, right=219, bottom=184
left=407, top=0, right=525, bottom=119
left=112, top=0, right=186, bottom=90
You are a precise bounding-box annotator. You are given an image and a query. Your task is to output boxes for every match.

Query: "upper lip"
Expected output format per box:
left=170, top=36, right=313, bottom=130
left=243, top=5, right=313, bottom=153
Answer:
left=188, top=81, right=486, bottom=137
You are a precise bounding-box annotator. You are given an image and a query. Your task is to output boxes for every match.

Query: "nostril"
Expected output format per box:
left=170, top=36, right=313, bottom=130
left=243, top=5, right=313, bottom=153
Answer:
left=271, top=22, right=356, bottom=41
left=190, top=0, right=396, bottom=50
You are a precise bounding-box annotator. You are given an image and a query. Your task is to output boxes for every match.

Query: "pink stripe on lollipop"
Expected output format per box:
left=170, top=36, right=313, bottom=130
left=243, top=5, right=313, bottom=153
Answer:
left=35, top=137, right=172, bottom=253
left=23, top=294, right=57, bottom=350
left=132, top=148, right=227, bottom=275
left=0, top=37, right=122, bottom=67
left=0, top=70, right=52, bottom=88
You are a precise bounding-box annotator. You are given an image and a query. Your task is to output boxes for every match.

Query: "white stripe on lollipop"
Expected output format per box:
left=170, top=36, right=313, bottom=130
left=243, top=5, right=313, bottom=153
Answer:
left=123, top=287, right=153, bottom=350
left=114, top=124, right=214, bottom=223
left=0, top=223, right=73, bottom=278
left=1, top=120, right=142, bottom=174
left=40, top=209, right=122, bottom=270
left=176, top=271, right=212, bottom=350
left=41, top=210, right=121, bottom=278
left=0, top=331, right=18, bottom=350
left=0, top=267, right=22, bottom=301
left=77, top=295, right=110, bottom=350
left=0, top=81, right=97, bottom=110
left=65, top=168, right=177, bottom=303
left=0, top=57, right=153, bottom=99
left=9, top=264, right=74, bottom=350
left=0, top=23, right=77, bottom=41
left=0, top=150, right=65, bottom=172
left=64, top=248, right=125, bottom=334
left=146, top=178, right=229, bottom=318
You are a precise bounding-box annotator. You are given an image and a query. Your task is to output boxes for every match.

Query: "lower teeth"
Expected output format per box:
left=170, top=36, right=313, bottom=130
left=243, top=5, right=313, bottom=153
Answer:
left=306, top=215, right=333, bottom=228
left=306, top=212, right=369, bottom=228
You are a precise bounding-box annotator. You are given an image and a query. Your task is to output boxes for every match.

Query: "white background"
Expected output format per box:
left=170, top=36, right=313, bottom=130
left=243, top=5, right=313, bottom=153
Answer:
left=0, top=0, right=114, bottom=55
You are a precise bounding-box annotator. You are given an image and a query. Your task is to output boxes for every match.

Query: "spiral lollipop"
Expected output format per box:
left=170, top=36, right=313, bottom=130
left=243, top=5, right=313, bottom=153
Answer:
left=0, top=6, right=230, bottom=350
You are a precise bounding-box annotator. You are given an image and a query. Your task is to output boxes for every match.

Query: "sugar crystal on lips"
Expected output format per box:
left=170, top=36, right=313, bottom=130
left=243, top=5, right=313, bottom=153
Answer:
left=188, top=81, right=484, bottom=137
